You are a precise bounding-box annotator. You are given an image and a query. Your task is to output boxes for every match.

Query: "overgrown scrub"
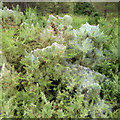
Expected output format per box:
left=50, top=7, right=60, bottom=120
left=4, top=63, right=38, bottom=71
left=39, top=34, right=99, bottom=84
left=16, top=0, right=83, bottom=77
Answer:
left=1, top=5, right=119, bottom=118
left=97, top=18, right=119, bottom=117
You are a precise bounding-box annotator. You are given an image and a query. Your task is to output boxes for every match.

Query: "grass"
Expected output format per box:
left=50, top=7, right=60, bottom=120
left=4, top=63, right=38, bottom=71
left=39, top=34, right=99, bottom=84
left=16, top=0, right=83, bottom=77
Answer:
left=58, top=12, right=117, bottom=29
left=71, top=15, right=88, bottom=29
left=53, top=14, right=89, bottom=29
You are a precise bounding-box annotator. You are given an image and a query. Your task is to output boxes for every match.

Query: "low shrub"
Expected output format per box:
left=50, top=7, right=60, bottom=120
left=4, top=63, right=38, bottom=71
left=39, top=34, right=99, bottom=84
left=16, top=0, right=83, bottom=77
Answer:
left=1, top=6, right=119, bottom=118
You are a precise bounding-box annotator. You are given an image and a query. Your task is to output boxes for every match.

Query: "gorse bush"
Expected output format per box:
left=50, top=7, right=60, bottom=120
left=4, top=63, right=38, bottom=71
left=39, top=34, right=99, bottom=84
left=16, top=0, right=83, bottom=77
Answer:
left=1, top=5, right=119, bottom=118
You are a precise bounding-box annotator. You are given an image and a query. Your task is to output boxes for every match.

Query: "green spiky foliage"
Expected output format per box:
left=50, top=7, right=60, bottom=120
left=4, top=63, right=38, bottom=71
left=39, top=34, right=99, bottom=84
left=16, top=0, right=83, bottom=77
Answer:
left=1, top=5, right=119, bottom=118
